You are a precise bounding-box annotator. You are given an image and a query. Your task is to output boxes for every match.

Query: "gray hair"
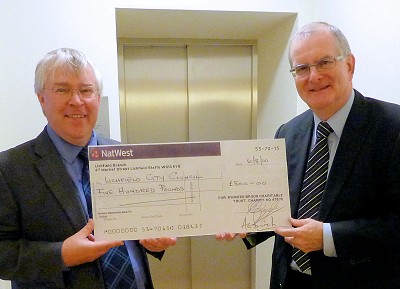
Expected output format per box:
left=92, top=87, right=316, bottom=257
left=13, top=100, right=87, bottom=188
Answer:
left=34, top=48, right=102, bottom=95
left=288, top=22, right=351, bottom=67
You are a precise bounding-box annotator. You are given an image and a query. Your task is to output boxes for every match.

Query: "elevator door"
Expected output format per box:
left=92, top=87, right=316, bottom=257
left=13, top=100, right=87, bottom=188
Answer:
left=120, top=43, right=255, bottom=289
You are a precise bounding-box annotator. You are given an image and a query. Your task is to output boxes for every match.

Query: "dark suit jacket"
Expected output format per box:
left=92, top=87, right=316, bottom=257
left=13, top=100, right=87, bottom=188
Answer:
left=0, top=129, right=157, bottom=289
left=245, top=90, right=400, bottom=289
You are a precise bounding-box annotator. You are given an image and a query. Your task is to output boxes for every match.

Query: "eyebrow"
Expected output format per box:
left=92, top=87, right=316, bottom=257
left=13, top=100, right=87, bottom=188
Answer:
left=294, top=55, right=334, bottom=66
left=52, top=82, right=95, bottom=87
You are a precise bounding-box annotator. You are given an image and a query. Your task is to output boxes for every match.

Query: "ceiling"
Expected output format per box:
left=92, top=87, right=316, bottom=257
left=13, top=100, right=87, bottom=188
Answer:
left=116, top=9, right=296, bottom=40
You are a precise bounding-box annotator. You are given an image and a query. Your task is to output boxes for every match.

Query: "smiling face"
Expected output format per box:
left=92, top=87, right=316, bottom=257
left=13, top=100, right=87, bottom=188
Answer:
left=290, top=28, right=355, bottom=120
left=37, top=67, right=100, bottom=146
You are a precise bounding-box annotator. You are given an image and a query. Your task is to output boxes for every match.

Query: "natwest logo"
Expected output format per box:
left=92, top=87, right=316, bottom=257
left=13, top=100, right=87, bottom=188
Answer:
left=91, top=149, right=100, bottom=159
left=101, top=148, right=135, bottom=158
left=89, top=146, right=139, bottom=161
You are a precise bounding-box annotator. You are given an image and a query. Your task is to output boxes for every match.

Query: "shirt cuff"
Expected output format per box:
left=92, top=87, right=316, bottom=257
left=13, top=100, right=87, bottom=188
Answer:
left=323, top=223, right=337, bottom=257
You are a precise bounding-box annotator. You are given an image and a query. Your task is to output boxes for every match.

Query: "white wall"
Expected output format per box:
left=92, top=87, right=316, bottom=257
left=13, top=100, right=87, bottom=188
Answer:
left=2, top=0, right=399, bottom=150
left=294, top=0, right=400, bottom=113
left=0, top=0, right=120, bottom=151
left=1, top=1, right=399, bottom=288
left=328, top=0, right=400, bottom=103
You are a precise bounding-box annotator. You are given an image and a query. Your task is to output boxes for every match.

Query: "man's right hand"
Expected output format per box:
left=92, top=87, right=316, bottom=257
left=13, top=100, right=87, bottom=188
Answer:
left=61, top=219, right=124, bottom=267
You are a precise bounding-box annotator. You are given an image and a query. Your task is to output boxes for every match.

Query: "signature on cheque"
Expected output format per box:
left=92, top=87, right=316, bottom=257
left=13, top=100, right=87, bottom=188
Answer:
left=241, top=199, right=285, bottom=231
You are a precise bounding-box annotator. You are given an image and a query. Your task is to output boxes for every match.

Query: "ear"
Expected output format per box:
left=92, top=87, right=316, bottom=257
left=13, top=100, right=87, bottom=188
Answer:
left=37, top=93, right=47, bottom=116
left=346, top=53, right=356, bottom=78
left=37, top=93, right=44, bottom=104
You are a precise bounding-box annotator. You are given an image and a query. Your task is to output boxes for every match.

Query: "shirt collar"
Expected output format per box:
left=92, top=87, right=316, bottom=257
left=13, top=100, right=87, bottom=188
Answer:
left=46, top=125, right=98, bottom=164
left=313, top=89, right=355, bottom=138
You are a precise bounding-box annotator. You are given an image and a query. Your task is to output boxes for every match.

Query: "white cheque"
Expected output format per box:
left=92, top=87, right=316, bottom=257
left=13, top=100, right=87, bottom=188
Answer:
left=88, top=139, right=291, bottom=240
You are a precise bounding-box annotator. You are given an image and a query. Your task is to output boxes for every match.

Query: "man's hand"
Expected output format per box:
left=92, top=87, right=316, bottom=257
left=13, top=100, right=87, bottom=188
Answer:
left=139, top=237, right=177, bottom=252
left=61, top=219, right=124, bottom=267
left=215, top=233, right=247, bottom=242
left=274, top=217, right=323, bottom=253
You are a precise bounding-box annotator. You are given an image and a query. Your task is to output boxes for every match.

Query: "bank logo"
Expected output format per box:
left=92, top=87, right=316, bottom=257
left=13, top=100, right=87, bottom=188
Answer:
left=91, top=149, right=100, bottom=159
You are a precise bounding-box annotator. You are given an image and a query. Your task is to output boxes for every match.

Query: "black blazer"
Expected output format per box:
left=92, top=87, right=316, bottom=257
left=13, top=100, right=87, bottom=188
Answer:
left=245, top=90, right=400, bottom=289
left=0, top=129, right=156, bottom=289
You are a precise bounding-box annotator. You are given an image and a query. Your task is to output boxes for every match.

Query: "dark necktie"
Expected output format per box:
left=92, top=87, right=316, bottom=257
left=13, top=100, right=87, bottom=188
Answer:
left=78, top=148, right=138, bottom=289
left=292, top=121, right=333, bottom=272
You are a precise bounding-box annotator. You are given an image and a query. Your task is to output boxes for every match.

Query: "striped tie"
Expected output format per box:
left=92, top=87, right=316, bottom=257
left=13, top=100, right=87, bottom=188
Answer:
left=292, top=121, right=333, bottom=272
left=78, top=148, right=138, bottom=289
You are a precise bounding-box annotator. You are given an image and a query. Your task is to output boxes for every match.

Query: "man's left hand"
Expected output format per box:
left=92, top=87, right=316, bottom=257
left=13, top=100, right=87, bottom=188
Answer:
left=139, top=237, right=177, bottom=252
left=274, top=217, right=323, bottom=253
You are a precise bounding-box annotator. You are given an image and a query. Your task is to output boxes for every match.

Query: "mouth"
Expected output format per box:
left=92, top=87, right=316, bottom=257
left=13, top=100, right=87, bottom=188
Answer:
left=310, top=85, right=330, bottom=92
left=66, top=114, right=86, bottom=119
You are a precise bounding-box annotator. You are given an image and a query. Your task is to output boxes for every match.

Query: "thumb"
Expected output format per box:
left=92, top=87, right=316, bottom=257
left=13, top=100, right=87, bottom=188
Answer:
left=289, top=217, right=307, bottom=228
left=79, top=219, right=95, bottom=237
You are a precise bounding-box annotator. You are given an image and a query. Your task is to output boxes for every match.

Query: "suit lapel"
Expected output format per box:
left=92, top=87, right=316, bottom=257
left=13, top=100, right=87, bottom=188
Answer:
left=319, top=91, right=370, bottom=220
left=287, top=113, right=314, bottom=217
left=34, top=130, right=87, bottom=231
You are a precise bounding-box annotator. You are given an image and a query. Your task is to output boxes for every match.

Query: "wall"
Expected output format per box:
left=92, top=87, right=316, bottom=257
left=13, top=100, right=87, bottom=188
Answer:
left=335, top=0, right=400, bottom=102
left=0, top=1, right=399, bottom=289
left=0, top=0, right=121, bottom=151
left=294, top=0, right=400, bottom=113
left=2, top=2, right=399, bottom=149
left=3, top=0, right=398, bottom=151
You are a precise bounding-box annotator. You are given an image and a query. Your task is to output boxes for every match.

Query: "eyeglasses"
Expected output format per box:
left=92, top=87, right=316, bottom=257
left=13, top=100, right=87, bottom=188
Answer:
left=46, top=86, right=99, bottom=99
left=290, top=55, right=345, bottom=78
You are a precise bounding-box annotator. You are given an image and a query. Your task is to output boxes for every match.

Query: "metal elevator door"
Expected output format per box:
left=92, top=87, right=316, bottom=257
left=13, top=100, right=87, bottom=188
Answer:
left=119, top=43, right=255, bottom=289
left=120, top=44, right=254, bottom=143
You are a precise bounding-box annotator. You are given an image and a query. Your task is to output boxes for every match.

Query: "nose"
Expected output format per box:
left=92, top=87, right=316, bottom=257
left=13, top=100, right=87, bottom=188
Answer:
left=308, top=65, right=322, bottom=80
left=68, top=90, right=84, bottom=105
